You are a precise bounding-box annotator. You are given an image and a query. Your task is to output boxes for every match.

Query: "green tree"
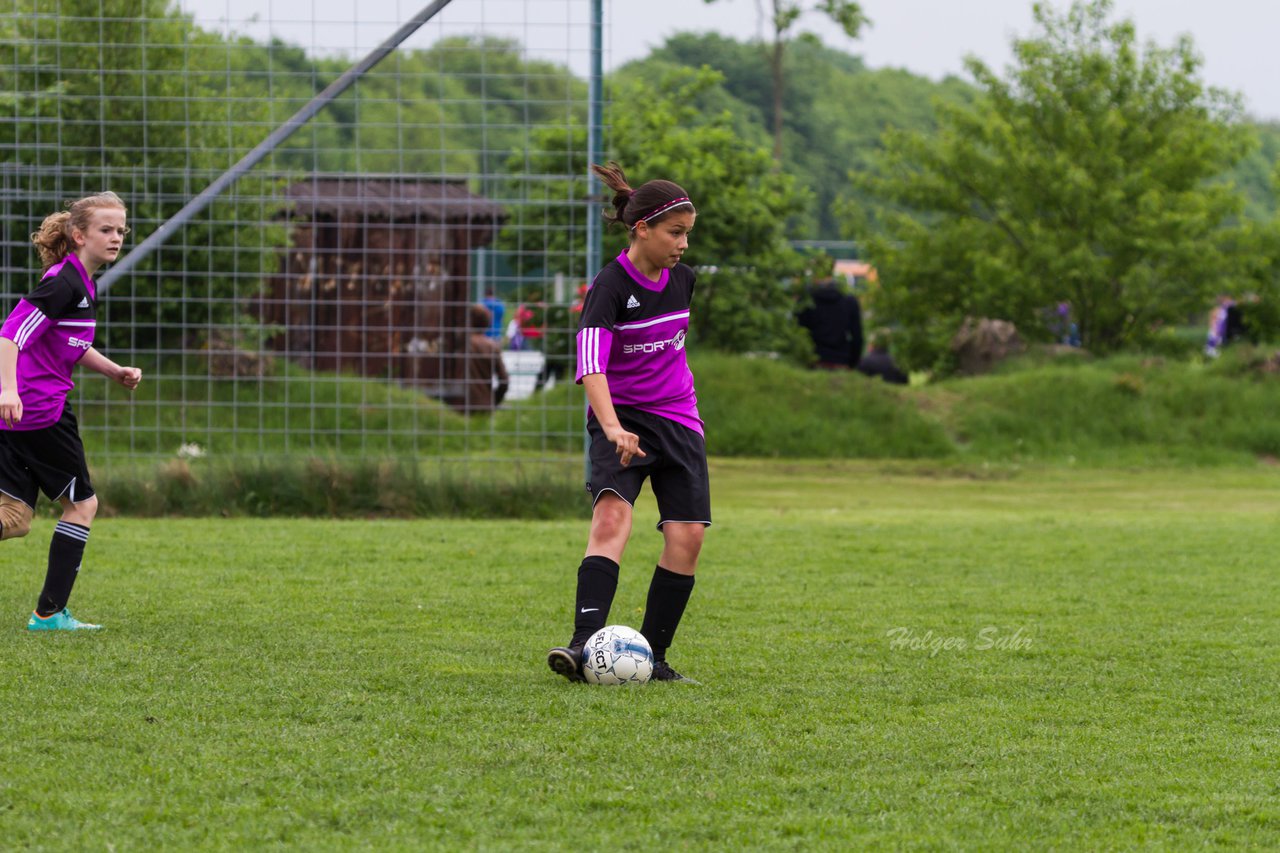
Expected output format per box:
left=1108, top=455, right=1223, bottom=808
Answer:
left=853, top=0, right=1256, bottom=365
left=700, top=0, right=868, bottom=161
left=0, top=0, right=281, bottom=352
left=1231, top=163, right=1280, bottom=343
left=638, top=32, right=974, bottom=239
left=1230, top=121, right=1280, bottom=221
left=497, top=66, right=815, bottom=360
left=280, top=37, right=586, bottom=176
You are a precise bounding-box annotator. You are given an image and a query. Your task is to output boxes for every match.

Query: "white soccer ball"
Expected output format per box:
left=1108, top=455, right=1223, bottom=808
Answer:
left=581, top=625, right=654, bottom=685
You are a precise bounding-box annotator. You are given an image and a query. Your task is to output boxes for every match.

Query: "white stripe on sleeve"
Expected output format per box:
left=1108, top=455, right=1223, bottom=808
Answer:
left=14, top=307, right=48, bottom=349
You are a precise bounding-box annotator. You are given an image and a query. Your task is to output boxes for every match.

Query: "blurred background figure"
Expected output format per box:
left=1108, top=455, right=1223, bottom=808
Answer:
left=481, top=291, right=505, bottom=341
left=464, top=304, right=509, bottom=413
left=1053, top=301, right=1081, bottom=347
left=856, top=329, right=909, bottom=385
left=1205, top=294, right=1242, bottom=357
left=796, top=278, right=863, bottom=370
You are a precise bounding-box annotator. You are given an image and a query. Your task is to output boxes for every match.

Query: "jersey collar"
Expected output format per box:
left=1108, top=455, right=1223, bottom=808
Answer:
left=65, top=254, right=97, bottom=301
left=617, top=250, right=669, bottom=292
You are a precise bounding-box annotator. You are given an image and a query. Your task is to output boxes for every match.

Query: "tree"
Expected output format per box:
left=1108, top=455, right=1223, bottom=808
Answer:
left=701, top=1, right=868, bottom=161
left=1, top=1, right=281, bottom=352
left=496, top=65, right=816, bottom=361
left=1229, top=164, right=1280, bottom=344
left=639, top=32, right=976, bottom=240
left=853, top=0, right=1257, bottom=366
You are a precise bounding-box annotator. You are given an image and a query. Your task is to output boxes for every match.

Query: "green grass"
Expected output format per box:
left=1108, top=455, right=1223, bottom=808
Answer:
left=3, top=462, right=1279, bottom=848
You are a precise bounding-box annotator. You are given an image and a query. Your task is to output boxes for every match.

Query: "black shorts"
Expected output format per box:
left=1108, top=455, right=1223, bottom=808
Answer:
left=0, top=406, right=95, bottom=509
left=587, top=405, right=711, bottom=529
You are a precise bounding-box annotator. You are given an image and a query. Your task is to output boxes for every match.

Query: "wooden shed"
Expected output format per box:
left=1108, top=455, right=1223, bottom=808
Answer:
left=258, top=176, right=506, bottom=403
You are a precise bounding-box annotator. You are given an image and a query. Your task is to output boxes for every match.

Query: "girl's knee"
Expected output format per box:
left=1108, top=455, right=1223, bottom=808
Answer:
left=665, top=522, right=705, bottom=549
left=592, top=511, right=629, bottom=542
left=63, top=495, right=98, bottom=525
left=0, top=498, right=32, bottom=539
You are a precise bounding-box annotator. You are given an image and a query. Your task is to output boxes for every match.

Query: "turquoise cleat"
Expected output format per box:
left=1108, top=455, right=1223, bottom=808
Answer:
left=27, top=608, right=102, bottom=631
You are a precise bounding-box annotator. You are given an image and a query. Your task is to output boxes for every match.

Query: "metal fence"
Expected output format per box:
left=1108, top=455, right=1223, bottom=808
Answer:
left=1, top=0, right=603, bottom=473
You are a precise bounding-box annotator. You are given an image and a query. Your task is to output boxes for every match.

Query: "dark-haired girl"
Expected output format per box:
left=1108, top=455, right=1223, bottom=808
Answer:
left=547, top=162, right=707, bottom=683
left=1, top=192, right=142, bottom=631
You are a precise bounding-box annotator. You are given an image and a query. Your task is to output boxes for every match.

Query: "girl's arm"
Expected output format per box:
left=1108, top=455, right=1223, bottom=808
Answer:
left=582, top=373, right=645, bottom=467
left=0, top=338, right=22, bottom=426
left=79, top=347, right=142, bottom=390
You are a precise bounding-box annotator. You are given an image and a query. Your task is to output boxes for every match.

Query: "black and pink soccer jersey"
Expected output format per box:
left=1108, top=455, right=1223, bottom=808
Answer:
left=576, top=251, right=702, bottom=435
left=0, top=254, right=96, bottom=431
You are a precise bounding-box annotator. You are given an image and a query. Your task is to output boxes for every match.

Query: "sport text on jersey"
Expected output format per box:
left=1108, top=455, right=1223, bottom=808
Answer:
left=622, top=329, right=686, bottom=355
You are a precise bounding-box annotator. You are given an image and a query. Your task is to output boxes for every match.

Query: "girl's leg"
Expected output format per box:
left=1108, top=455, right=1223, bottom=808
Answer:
left=640, top=522, right=705, bottom=665
left=35, top=494, right=97, bottom=617
left=548, top=493, right=635, bottom=680
left=571, top=493, right=633, bottom=647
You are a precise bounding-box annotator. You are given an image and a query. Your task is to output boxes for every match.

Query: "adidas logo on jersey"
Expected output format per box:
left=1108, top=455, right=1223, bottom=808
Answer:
left=625, top=295, right=641, bottom=309
left=77, top=297, right=89, bottom=308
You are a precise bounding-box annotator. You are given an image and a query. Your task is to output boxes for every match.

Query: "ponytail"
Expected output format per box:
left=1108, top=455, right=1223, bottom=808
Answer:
left=31, top=212, right=74, bottom=273
left=590, top=161, right=694, bottom=232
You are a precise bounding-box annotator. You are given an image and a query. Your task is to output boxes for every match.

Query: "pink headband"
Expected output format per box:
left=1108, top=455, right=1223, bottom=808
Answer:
left=635, top=196, right=693, bottom=224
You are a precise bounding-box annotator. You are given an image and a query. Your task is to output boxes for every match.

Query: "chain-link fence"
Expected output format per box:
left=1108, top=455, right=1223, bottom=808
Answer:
left=2, top=0, right=603, bottom=478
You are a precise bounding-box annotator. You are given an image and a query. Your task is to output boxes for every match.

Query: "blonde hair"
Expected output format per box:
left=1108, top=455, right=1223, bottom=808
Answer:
left=30, top=192, right=128, bottom=273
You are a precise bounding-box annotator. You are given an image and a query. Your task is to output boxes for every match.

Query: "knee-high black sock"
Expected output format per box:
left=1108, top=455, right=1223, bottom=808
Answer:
left=571, top=555, right=619, bottom=647
left=640, top=565, right=696, bottom=661
left=37, top=521, right=90, bottom=616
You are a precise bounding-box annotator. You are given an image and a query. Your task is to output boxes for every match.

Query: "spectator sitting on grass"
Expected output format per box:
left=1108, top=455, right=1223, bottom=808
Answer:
left=856, top=329, right=909, bottom=385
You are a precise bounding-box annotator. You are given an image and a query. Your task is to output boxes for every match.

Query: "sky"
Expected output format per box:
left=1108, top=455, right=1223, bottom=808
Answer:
left=176, top=0, right=1280, bottom=121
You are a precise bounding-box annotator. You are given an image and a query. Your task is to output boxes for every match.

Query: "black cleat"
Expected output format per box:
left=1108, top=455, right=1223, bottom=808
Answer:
left=651, top=660, right=698, bottom=684
left=547, top=645, right=585, bottom=682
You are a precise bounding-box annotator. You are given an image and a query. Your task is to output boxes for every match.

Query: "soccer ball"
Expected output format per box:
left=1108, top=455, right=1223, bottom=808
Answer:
left=581, top=625, right=654, bottom=685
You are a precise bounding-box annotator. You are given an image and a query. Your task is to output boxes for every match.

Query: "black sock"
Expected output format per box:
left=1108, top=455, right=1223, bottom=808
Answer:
left=640, top=565, right=696, bottom=661
left=570, top=555, right=619, bottom=647
left=36, top=521, right=89, bottom=617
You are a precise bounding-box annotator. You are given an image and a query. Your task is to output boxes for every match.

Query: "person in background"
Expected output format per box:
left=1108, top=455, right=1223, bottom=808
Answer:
left=481, top=291, right=505, bottom=341
left=796, top=278, right=863, bottom=369
left=463, top=304, right=509, bottom=413
left=1205, top=294, right=1236, bottom=357
left=1054, top=301, right=1081, bottom=347
left=856, top=329, right=909, bottom=385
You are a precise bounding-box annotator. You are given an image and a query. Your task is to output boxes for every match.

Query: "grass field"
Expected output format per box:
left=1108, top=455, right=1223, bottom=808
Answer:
left=2, top=461, right=1279, bottom=848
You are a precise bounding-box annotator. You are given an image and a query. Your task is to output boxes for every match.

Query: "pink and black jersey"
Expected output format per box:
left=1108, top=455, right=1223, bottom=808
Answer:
left=0, top=254, right=97, bottom=430
left=576, top=251, right=702, bottom=435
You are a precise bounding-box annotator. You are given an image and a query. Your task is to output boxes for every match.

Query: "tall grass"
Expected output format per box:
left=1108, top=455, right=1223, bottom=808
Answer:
left=97, top=456, right=588, bottom=519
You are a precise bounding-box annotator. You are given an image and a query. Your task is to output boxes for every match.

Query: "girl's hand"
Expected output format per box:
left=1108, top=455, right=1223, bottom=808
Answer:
left=0, top=388, right=22, bottom=427
left=117, top=366, right=142, bottom=391
left=603, top=423, right=646, bottom=467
